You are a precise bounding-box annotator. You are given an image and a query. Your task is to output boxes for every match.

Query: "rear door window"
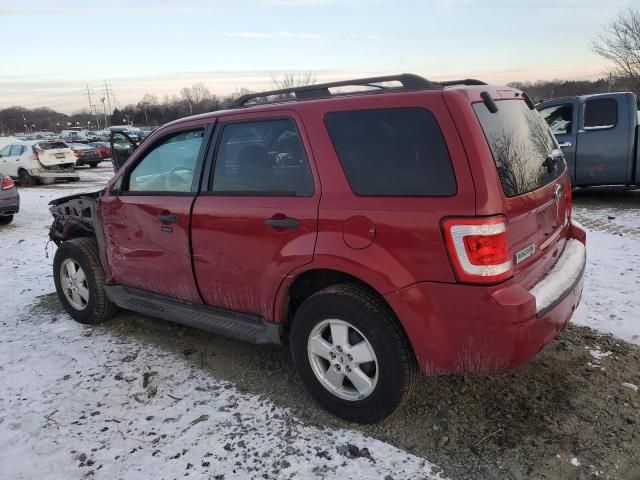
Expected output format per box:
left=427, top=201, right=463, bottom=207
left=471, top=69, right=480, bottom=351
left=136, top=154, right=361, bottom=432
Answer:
left=324, top=107, right=456, bottom=196
left=584, top=98, right=617, bottom=129
left=473, top=99, right=565, bottom=197
left=211, top=118, right=314, bottom=196
left=10, top=145, right=25, bottom=156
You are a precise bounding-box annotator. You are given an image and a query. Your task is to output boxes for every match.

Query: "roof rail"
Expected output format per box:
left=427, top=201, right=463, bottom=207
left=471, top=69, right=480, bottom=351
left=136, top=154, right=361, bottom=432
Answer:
left=436, top=79, right=487, bottom=86
left=230, top=73, right=440, bottom=108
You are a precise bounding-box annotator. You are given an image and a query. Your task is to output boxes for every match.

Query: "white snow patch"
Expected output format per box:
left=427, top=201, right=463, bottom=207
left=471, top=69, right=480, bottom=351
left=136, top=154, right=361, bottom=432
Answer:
left=570, top=457, right=581, bottom=466
left=621, top=382, right=638, bottom=392
left=572, top=230, right=640, bottom=345
left=589, top=349, right=612, bottom=360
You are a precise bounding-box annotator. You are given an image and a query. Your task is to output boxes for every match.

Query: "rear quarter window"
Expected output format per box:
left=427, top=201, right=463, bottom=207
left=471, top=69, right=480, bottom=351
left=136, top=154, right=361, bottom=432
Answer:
left=324, top=107, right=456, bottom=196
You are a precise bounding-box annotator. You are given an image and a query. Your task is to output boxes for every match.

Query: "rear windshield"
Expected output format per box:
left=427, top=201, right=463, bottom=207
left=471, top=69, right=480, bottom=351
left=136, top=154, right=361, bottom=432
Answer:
left=37, top=142, right=68, bottom=150
left=473, top=99, right=565, bottom=197
left=325, top=107, right=456, bottom=196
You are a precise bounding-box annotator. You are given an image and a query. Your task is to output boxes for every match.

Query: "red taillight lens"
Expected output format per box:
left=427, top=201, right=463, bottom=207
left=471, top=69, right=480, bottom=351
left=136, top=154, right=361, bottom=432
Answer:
left=1, top=175, right=15, bottom=190
left=442, top=216, right=513, bottom=283
left=74, top=151, right=83, bottom=158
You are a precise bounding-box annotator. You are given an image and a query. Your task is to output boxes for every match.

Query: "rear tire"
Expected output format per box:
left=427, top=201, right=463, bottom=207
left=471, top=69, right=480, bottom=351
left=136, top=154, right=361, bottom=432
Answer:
left=90, top=162, right=99, bottom=168
left=53, top=238, right=117, bottom=324
left=18, top=169, right=35, bottom=187
left=290, top=284, right=417, bottom=423
left=0, top=215, right=13, bottom=225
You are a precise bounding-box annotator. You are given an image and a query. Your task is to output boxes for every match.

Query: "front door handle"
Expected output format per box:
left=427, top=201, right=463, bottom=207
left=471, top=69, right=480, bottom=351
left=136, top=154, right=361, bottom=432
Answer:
left=157, top=213, right=178, bottom=223
left=558, top=142, right=572, bottom=148
left=265, top=217, right=300, bottom=229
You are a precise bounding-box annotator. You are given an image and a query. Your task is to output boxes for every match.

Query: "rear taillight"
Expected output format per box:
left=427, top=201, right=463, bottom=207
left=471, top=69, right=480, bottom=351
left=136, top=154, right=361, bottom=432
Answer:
left=1, top=176, right=15, bottom=190
left=74, top=151, right=84, bottom=158
left=442, top=216, right=513, bottom=283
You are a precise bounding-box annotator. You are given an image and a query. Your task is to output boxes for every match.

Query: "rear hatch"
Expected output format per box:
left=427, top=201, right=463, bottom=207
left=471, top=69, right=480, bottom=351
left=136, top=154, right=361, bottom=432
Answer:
left=34, top=142, right=76, bottom=167
left=473, top=97, right=571, bottom=289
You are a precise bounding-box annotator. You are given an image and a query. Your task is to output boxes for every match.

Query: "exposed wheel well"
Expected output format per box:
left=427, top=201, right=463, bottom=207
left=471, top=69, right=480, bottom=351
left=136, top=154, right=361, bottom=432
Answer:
left=284, top=268, right=417, bottom=361
left=286, top=269, right=370, bottom=318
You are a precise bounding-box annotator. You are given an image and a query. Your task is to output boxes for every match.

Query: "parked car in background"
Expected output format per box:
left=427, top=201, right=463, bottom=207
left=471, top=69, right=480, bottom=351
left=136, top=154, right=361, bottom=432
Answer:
left=0, top=173, right=19, bottom=225
left=68, top=143, right=102, bottom=168
left=50, top=74, right=586, bottom=423
left=537, top=92, right=640, bottom=188
left=88, top=141, right=111, bottom=159
left=63, top=133, right=88, bottom=144
left=0, top=140, right=78, bottom=185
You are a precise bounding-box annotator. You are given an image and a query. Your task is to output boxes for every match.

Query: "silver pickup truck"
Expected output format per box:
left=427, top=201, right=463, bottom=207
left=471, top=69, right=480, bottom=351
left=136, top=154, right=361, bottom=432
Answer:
left=537, top=92, right=640, bottom=188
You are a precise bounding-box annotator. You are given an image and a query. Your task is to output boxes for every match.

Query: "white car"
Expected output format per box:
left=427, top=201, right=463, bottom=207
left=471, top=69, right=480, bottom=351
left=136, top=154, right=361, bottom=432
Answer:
left=0, top=140, right=79, bottom=186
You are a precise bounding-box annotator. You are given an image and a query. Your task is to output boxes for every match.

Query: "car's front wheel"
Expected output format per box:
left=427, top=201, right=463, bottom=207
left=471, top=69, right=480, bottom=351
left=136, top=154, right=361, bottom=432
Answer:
left=290, top=284, right=417, bottom=423
left=0, top=215, right=13, bottom=225
left=53, top=238, right=117, bottom=324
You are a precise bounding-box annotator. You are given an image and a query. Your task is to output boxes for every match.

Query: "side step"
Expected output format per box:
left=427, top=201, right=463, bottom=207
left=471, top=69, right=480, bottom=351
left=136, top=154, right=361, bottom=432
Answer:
left=105, top=285, right=281, bottom=345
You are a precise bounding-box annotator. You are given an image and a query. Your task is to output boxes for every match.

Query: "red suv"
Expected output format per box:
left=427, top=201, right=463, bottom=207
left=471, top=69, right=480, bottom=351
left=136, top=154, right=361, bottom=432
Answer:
left=49, top=74, right=586, bottom=423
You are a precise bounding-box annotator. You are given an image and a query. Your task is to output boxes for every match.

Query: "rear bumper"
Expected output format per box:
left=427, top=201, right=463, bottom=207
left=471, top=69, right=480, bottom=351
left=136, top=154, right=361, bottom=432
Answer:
left=385, top=220, right=587, bottom=375
left=30, top=167, right=79, bottom=179
left=0, top=196, right=19, bottom=216
left=75, top=156, right=101, bottom=166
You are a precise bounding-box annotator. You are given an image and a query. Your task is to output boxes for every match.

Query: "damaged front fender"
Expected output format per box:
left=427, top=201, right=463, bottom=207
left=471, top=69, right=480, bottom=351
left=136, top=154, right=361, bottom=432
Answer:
left=48, top=188, right=112, bottom=280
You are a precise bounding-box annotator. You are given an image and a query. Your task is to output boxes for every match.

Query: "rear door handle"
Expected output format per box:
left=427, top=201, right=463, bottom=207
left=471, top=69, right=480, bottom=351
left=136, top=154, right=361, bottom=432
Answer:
left=264, top=217, right=300, bottom=229
left=157, top=213, right=178, bottom=223
left=558, top=142, right=572, bottom=148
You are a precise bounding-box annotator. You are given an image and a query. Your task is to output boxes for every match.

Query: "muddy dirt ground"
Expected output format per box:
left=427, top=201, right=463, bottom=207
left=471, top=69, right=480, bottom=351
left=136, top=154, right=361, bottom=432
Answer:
left=32, top=292, right=640, bottom=480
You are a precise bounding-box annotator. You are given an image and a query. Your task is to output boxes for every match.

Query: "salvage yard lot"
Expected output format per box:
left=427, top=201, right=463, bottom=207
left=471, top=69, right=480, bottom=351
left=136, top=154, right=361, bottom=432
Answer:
left=1, top=167, right=639, bottom=480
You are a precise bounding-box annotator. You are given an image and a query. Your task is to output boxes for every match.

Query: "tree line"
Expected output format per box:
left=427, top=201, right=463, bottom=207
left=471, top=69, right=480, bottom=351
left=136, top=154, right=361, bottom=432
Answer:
left=1, top=6, right=638, bottom=135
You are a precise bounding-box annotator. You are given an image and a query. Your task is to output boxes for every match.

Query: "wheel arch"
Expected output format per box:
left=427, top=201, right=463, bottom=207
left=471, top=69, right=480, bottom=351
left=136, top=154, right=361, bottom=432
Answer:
left=275, top=266, right=418, bottom=361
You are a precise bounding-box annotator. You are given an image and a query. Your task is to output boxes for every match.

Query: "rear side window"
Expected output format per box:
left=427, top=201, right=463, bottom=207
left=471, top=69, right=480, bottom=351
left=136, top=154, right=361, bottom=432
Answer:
left=325, top=107, right=456, bottom=196
left=10, top=145, right=25, bottom=156
left=474, top=100, right=565, bottom=197
left=211, top=119, right=314, bottom=196
left=584, top=98, right=617, bottom=129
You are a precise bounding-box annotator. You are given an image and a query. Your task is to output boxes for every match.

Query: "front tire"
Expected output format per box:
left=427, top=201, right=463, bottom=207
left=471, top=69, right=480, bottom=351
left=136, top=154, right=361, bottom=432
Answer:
left=290, top=284, right=417, bottom=423
left=53, top=238, right=117, bottom=324
left=0, top=215, right=13, bottom=225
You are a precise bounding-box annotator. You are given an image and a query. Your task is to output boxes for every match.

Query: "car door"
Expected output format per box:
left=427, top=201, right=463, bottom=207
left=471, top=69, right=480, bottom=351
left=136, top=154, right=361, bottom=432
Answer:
left=100, top=124, right=213, bottom=303
left=575, top=95, right=628, bottom=186
left=110, top=131, right=138, bottom=171
left=10, top=145, right=27, bottom=177
left=0, top=145, right=12, bottom=175
left=191, top=112, right=320, bottom=320
left=537, top=101, right=577, bottom=183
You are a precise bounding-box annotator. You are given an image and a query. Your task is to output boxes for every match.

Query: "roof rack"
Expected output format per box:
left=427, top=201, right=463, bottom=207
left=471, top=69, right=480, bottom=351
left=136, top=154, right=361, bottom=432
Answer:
left=437, top=79, right=487, bottom=86
left=230, top=73, right=440, bottom=108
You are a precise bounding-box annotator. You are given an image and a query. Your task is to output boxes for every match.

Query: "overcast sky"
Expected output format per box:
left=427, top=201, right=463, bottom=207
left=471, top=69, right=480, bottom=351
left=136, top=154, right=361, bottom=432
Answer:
left=0, top=0, right=631, bottom=113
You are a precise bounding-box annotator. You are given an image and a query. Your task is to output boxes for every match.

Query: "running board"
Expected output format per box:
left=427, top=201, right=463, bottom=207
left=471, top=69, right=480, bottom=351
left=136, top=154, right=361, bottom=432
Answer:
left=105, top=285, right=281, bottom=345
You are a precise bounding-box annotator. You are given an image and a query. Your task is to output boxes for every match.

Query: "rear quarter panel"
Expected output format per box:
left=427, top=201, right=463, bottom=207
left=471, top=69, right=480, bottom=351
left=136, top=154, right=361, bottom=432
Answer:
left=287, top=91, right=476, bottom=296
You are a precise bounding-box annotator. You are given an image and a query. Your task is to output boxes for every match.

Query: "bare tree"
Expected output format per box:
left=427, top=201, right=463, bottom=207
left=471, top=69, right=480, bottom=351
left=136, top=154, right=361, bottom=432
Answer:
left=591, top=7, right=640, bottom=89
left=271, top=72, right=317, bottom=90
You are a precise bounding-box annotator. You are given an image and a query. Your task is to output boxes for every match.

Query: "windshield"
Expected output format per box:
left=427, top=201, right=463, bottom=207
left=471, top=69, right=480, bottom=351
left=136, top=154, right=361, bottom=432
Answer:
left=473, top=99, right=566, bottom=197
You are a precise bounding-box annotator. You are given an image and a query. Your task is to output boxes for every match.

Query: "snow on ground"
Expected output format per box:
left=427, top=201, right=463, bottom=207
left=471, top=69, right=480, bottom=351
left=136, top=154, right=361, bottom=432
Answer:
left=1, top=170, right=446, bottom=479
left=1, top=169, right=639, bottom=479
left=572, top=230, right=640, bottom=345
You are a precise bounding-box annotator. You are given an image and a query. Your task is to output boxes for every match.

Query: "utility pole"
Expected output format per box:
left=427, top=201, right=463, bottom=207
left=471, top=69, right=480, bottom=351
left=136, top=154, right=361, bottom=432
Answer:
left=104, top=80, right=113, bottom=113
left=100, top=97, right=109, bottom=128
